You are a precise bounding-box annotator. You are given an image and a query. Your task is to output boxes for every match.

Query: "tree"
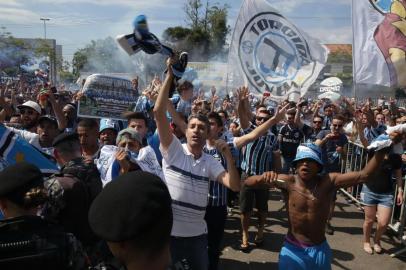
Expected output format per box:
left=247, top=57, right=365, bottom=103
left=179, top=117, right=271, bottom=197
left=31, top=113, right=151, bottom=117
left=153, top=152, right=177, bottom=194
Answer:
left=163, top=0, right=230, bottom=61
left=184, top=0, right=203, bottom=29
left=207, top=5, right=230, bottom=58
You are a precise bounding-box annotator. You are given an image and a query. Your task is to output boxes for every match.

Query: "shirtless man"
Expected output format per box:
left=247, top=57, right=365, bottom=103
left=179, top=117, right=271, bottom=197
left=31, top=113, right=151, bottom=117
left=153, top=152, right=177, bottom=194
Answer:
left=244, top=142, right=389, bottom=269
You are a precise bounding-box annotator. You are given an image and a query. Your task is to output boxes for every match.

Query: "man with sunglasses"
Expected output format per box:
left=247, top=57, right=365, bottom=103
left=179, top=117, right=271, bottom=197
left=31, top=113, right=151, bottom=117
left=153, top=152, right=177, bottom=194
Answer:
left=315, top=114, right=348, bottom=235
left=17, top=101, right=42, bottom=133
left=237, top=86, right=282, bottom=252
left=303, top=116, right=324, bottom=143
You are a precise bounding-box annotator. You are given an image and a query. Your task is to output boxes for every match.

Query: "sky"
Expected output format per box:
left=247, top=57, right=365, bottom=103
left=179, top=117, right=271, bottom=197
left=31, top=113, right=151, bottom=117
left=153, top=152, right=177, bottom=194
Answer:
left=0, top=0, right=352, bottom=63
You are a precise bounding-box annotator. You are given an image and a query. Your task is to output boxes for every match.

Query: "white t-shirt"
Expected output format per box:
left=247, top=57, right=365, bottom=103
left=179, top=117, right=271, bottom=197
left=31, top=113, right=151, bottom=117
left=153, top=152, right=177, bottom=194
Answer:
left=160, top=135, right=225, bottom=237
left=7, top=127, right=54, bottom=156
left=8, top=127, right=41, bottom=150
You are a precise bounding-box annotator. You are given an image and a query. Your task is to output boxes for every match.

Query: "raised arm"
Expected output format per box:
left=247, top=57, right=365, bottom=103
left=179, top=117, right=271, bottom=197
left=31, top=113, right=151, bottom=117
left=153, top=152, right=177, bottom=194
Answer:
left=233, top=103, right=289, bottom=149
left=167, top=101, right=187, bottom=135
left=0, top=85, right=12, bottom=123
left=331, top=148, right=387, bottom=188
left=237, top=86, right=251, bottom=130
left=153, top=58, right=175, bottom=151
left=215, top=140, right=241, bottom=192
left=48, top=89, right=67, bottom=131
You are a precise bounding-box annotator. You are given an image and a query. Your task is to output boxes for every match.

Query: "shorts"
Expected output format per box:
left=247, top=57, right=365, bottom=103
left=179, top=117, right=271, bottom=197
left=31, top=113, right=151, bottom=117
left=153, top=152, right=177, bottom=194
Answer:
left=279, top=239, right=332, bottom=270
left=239, top=181, right=269, bottom=213
left=360, top=185, right=393, bottom=208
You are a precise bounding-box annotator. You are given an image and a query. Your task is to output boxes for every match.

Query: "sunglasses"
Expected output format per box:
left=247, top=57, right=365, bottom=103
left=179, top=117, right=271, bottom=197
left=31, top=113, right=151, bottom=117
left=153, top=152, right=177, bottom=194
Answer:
left=256, top=116, right=270, bottom=122
left=20, top=109, right=35, bottom=115
left=313, top=121, right=322, bottom=124
left=332, top=124, right=343, bottom=128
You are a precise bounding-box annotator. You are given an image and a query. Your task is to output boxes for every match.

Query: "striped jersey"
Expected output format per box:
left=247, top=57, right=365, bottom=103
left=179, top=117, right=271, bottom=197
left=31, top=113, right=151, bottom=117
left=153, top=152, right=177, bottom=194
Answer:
left=160, top=135, right=225, bottom=237
left=240, top=123, right=278, bottom=175
left=203, top=143, right=232, bottom=207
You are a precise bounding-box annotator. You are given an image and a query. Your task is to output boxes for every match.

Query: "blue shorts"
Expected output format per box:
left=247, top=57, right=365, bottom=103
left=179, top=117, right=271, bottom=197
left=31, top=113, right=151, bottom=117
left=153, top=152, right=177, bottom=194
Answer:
left=279, top=240, right=332, bottom=270
left=360, top=185, right=393, bottom=208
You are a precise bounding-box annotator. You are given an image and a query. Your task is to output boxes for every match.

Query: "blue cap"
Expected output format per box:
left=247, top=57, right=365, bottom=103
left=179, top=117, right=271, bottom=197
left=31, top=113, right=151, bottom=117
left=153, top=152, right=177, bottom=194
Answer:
left=292, top=143, right=324, bottom=168
left=99, top=118, right=119, bottom=133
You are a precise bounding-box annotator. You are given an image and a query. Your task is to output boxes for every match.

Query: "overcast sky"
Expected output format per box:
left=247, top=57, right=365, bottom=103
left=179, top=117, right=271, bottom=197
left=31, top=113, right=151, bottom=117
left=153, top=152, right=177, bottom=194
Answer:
left=0, top=0, right=351, bottom=62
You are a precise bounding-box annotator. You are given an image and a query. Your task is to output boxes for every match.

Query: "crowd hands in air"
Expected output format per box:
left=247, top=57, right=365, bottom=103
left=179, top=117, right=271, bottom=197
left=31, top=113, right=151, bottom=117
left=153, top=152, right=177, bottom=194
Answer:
left=0, top=55, right=405, bottom=270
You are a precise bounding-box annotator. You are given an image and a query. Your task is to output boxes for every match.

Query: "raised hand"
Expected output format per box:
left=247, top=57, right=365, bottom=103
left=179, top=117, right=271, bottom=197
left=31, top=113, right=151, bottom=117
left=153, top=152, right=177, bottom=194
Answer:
left=236, top=86, right=249, bottom=101
left=210, top=86, right=216, bottom=97
left=273, top=103, right=290, bottom=123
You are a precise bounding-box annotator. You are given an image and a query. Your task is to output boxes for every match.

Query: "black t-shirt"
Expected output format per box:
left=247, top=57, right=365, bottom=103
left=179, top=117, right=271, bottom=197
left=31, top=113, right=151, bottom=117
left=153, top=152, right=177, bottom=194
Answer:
left=302, top=124, right=318, bottom=143
left=279, top=124, right=303, bottom=158
left=366, top=153, right=402, bottom=194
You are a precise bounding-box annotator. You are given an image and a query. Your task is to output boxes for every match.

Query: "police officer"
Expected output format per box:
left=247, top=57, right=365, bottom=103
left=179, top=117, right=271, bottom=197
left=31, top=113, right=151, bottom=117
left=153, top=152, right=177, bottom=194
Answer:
left=88, top=171, right=174, bottom=270
left=53, top=132, right=102, bottom=204
left=0, top=162, right=87, bottom=269
left=44, top=132, right=102, bottom=256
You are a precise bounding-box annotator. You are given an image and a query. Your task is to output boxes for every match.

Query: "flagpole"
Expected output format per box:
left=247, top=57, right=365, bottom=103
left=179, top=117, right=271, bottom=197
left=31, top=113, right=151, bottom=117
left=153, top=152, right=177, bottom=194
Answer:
left=351, top=0, right=356, bottom=99
left=226, top=0, right=247, bottom=95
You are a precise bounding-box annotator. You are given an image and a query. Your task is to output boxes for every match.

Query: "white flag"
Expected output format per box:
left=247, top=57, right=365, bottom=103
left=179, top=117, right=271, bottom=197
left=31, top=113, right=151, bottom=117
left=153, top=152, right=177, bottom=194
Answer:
left=96, top=145, right=164, bottom=187
left=227, top=0, right=329, bottom=100
left=352, top=0, right=406, bottom=87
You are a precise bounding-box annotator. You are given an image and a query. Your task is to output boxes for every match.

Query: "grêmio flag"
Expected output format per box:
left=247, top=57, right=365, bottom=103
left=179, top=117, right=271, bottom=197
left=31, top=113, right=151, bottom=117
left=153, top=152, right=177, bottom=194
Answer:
left=227, top=0, right=329, bottom=101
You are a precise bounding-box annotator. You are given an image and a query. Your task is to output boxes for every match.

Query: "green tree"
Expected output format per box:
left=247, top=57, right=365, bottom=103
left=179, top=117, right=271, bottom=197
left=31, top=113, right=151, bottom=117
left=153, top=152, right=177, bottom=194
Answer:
left=207, top=5, right=230, bottom=58
left=72, top=48, right=89, bottom=77
left=163, top=0, right=230, bottom=61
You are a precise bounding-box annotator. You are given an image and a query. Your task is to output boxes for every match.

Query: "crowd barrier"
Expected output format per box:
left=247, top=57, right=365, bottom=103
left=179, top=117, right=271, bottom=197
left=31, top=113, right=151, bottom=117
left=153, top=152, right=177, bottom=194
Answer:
left=339, top=141, right=406, bottom=257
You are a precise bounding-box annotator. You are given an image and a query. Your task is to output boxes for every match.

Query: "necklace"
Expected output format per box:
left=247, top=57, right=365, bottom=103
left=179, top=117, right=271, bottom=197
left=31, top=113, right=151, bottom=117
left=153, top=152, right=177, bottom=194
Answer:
left=292, top=182, right=319, bottom=201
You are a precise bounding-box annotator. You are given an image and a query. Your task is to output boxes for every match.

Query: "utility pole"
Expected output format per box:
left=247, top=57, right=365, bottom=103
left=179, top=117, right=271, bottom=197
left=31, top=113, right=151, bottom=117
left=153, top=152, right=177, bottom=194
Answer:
left=40, top=18, right=50, bottom=39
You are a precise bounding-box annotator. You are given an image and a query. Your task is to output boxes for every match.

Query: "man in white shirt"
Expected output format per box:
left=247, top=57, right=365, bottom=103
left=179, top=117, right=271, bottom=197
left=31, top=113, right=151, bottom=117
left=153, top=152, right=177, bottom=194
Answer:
left=154, top=58, right=240, bottom=270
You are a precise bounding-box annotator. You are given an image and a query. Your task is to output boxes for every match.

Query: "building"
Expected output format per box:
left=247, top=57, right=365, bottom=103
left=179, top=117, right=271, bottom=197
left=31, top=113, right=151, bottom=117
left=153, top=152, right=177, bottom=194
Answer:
left=17, top=38, right=63, bottom=84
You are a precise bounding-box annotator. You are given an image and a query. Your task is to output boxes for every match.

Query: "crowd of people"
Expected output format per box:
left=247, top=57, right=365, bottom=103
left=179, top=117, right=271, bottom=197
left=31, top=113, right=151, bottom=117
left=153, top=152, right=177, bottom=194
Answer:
left=0, top=56, right=405, bottom=270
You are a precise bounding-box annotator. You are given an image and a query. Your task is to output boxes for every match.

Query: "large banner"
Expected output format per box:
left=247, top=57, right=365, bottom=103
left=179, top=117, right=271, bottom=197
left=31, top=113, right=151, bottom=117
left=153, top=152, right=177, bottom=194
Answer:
left=353, top=0, right=406, bottom=88
left=78, top=74, right=138, bottom=120
left=227, top=0, right=329, bottom=100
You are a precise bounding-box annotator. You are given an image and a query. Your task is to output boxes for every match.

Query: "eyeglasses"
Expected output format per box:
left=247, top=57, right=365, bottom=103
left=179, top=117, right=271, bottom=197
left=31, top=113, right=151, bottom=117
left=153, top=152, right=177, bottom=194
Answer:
left=256, top=116, right=270, bottom=122
left=20, top=109, right=35, bottom=115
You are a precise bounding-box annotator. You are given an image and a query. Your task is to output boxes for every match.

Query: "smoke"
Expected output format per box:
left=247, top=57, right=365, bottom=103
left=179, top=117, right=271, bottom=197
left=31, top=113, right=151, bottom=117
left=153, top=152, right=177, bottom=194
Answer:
left=0, top=39, right=49, bottom=84
left=78, top=36, right=166, bottom=89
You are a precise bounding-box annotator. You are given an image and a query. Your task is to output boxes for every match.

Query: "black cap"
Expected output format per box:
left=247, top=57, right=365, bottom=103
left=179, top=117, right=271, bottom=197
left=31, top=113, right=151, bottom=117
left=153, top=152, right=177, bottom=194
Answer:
left=88, top=171, right=172, bottom=242
left=0, top=162, right=43, bottom=197
left=38, top=115, right=58, bottom=127
left=52, top=132, right=79, bottom=147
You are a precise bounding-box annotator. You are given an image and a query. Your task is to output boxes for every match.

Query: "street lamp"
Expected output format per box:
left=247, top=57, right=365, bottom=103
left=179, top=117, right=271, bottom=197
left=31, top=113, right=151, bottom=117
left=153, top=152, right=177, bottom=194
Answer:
left=40, top=18, right=50, bottom=39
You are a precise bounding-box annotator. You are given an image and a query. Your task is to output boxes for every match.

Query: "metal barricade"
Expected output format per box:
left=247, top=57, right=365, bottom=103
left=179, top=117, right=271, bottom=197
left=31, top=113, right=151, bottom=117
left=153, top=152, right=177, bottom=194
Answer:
left=339, top=142, right=368, bottom=209
left=339, top=141, right=406, bottom=257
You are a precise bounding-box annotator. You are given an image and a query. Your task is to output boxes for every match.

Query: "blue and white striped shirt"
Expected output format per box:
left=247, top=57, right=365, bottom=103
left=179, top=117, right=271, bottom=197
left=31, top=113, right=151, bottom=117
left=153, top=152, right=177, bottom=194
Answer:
left=240, top=123, right=278, bottom=175
left=203, top=144, right=233, bottom=207
left=160, top=135, right=225, bottom=237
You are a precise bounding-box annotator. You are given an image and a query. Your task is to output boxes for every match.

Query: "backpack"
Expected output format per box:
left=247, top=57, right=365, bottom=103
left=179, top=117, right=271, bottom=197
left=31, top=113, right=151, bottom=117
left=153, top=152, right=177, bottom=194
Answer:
left=62, top=159, right=102, bottom=202
left=0, top=216, right=87, bottom=270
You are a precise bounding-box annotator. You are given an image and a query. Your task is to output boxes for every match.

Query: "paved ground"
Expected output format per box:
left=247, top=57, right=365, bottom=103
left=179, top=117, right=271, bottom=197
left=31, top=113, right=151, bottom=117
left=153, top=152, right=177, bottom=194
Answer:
left=218, top=191, right=406, bottom=270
